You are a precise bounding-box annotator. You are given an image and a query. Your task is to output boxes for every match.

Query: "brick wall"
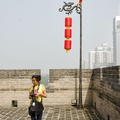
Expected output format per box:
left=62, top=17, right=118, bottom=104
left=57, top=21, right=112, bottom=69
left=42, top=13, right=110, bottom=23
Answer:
left=44, top=67, right=120, bottom=120
left=0, top=69, right=40, bottom=107
left=92, top=66, right=120, bottom=120
left=0, top=67, right=120, bottom=120
left=44, top=69, right=93, bottom=107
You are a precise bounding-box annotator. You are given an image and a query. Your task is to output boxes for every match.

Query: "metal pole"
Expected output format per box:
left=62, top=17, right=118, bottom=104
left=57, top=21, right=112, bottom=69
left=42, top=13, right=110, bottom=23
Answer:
left=59, top=1, right=83, bottom=109
left=78, top=3, right=82, bottom=109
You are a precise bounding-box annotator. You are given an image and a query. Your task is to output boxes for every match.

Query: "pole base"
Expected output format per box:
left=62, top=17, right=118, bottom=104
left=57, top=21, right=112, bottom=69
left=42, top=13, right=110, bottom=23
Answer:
left=77, top=104, right=83, bottom=109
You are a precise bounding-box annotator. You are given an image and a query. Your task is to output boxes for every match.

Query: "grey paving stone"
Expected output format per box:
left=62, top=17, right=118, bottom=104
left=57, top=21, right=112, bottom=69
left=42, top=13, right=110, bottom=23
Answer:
left=0, top=106, right=103, bottom=120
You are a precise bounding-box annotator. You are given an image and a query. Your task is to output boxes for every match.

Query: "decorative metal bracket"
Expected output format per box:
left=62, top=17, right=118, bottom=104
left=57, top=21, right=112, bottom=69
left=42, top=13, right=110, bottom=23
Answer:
left=59, top=2, right=81, bottom=15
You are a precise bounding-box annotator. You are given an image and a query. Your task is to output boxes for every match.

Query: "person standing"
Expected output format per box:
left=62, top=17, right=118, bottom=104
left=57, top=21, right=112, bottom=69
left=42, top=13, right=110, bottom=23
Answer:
left=29, top=75, right=47, bottom=120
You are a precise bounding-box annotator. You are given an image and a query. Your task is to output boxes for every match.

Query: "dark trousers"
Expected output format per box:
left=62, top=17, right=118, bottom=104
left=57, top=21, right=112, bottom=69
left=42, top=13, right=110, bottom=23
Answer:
left=31, top=111, right=43, bottom=120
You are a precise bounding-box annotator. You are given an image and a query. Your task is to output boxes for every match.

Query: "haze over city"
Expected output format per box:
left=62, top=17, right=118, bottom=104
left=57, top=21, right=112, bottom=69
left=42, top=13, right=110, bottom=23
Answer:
left=0, top=0, right=119, bottom=74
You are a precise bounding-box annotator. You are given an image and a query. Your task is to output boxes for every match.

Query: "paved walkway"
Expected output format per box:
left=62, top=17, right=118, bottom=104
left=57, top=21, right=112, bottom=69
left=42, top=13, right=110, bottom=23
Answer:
left=0, top=106, right=104, bottom=120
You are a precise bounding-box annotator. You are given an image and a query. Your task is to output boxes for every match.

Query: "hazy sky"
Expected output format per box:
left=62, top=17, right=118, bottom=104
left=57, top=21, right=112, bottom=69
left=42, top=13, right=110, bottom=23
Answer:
left=0, top=0, right=119, bottom=74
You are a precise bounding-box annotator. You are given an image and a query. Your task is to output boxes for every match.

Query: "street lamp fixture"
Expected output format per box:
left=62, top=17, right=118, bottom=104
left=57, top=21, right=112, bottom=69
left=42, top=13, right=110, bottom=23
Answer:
left=59, top=1, right=83, bottom=109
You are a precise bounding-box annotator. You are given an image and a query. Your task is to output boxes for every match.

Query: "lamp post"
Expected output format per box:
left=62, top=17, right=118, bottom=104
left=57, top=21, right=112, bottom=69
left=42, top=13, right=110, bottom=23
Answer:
left=59, top=1, right=83, bottom=109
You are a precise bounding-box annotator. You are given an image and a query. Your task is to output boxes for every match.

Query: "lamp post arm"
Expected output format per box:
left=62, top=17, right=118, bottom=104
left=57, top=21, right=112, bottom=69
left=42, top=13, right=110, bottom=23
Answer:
left=59, top=2, right=81, bottom=15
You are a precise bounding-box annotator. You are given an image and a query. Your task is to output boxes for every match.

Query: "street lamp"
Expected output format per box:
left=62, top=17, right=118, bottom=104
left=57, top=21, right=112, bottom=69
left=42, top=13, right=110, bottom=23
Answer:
left=59, top=1, right=83, bottom=109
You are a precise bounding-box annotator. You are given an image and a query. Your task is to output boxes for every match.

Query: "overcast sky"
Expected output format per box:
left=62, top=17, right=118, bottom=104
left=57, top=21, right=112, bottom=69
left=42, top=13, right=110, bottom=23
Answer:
left=0, top=0, right=119, bottom=74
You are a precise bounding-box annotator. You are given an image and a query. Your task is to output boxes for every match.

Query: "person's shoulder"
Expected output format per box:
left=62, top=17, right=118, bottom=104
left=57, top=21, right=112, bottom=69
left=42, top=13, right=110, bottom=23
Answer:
left=29, top=86, right=33, bottom=90
left=40, top=84, right=46, bottom=90
left=30, top=86, right=34, bottom=88
left=40, top=84, right=45, bottom=87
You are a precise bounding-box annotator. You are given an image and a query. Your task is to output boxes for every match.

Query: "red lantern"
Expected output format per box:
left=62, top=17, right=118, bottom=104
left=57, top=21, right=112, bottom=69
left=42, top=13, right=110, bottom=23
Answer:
left=78, top=0, right=82, bottom=3
left=64, top=17, right=72, bottom=53
left=64, top=40, right=72, bottom=52
left=65, top=29, right=72, bottom=39
left=65, top=17, right=72, bottom=28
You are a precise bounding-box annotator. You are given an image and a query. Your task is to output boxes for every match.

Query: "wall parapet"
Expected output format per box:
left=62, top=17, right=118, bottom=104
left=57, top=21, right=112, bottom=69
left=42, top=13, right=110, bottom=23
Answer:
left=0, top=69, right=40, bottom=107
left=93, top=66, right=120, bottom=120
left=92, top=66, right=120, bottom=91
left=0, top=67, right=120, bottom=120
left=0, top=69, right=40, bottom=79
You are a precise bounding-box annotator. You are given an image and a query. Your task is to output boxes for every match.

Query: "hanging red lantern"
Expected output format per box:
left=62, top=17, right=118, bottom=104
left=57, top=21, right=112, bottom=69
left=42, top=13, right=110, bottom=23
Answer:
left=78, top=0, right=82, bottom=3
left=64, top=16, right=72, bottom=53
left=65, top=17, right=72, bottom=28
left=64, top=40, right=72, bottom=53
left=65, top=29, right=72, bottom=39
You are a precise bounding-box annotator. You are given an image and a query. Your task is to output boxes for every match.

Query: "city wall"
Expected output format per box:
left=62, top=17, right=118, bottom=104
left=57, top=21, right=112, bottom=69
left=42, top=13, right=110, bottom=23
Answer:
left=0, top=67, right=120, bottom=120
left=0, top=69, right=40, bottom=107
left=44, top=69, right=93, bottom=107
left=92, top=66, right=120, bottom=120
left=45, top=68, right=120, bottom=120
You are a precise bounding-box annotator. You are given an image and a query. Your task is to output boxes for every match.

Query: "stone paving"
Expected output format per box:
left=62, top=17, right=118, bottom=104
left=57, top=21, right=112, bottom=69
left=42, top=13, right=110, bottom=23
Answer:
left=0, top=106, right=104, bottom=120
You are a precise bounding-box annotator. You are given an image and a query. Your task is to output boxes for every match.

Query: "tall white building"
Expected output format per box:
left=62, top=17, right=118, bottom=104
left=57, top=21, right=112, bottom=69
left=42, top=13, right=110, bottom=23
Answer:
left=89, top=51, right=95, bottom=69
left=113, top=16, right=120, bottom=65
left=84, top=60, right=89, bottom=69
left=89, top=43, right=113, bottom=69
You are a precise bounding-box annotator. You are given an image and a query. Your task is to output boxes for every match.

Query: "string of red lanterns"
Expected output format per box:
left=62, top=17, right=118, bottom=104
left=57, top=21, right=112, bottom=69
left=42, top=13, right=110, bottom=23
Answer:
left=64, top=17, right=72, bottom=53
left=64, top=1, right=83, bottom=53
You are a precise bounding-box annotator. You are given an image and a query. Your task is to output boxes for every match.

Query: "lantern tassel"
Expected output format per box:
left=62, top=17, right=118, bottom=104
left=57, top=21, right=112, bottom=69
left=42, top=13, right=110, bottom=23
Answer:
left=66, top=50, right=69, bottom=53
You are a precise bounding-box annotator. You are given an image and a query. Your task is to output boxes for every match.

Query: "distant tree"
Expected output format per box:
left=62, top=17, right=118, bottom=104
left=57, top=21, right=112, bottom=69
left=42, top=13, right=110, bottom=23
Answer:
left=41, top=74, right=49, bottom=88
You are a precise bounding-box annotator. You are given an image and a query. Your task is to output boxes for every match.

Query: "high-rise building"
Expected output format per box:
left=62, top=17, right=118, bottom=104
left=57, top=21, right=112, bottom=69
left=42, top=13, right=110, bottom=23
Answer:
left=89, top=51, right=95, bottom=69
left=89, top=43, right=113, bottom=69
left=113, top=16, right=120, bottom=65
left=84, top=60, right=89, bottom=69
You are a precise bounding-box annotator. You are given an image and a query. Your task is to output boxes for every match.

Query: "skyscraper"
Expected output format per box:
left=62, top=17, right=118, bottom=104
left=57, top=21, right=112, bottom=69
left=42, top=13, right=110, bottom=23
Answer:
left=89, top=43, right=113, bottom=69
left=89, top=51, right=95, bottom=69
left=113, top=16, right=120, bottom=65
left=84, top=60, right=89, bottom=69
